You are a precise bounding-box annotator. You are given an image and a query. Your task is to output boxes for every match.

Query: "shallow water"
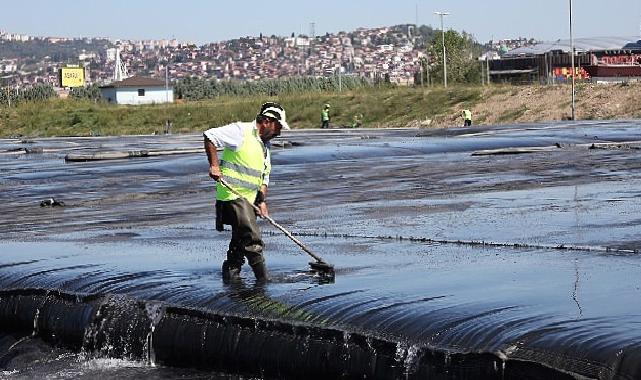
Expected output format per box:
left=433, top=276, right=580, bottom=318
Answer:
left=1, top=122, right=641, bottom=379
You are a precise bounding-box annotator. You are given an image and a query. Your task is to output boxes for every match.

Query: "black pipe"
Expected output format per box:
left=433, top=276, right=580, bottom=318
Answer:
left=0, top=288, right=621, bottom=379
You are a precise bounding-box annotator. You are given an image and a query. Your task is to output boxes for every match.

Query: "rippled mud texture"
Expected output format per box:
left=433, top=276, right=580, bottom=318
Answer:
left=1, top=122, right=641, bottom=379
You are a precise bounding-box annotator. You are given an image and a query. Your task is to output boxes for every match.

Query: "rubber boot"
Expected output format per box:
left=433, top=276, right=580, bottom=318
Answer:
left=250, top=261, right=269, bottom=283
left=221, top=260, right=241, bottom=283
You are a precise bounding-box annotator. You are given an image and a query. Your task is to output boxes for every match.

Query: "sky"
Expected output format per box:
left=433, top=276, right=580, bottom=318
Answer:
left=1, top=0, right=640, bottom=45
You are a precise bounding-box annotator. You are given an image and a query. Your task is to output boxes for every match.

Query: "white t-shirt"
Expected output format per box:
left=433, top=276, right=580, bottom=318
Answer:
left=204, top=121, right=271, bottom=186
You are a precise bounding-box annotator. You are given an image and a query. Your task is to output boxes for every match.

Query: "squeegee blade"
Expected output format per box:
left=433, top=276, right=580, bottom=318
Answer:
left=309, top=261, right=335, bottom=280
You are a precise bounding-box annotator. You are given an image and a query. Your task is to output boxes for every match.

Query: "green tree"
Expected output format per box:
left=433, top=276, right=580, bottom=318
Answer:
left=428, top=30, right=482, bottom=85
left=174, top=75, right=378, bottom=100
left=0, top=83, right=56, bottom=106
left=70, top=84, right=103, bottom=101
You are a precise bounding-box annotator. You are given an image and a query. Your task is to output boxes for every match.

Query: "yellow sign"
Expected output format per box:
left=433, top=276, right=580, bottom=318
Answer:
left=59, top=66, right=85, bottom=88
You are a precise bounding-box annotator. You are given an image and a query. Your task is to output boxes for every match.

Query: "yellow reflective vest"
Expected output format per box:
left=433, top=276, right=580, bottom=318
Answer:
left=217, top=125, right=271, bottom=203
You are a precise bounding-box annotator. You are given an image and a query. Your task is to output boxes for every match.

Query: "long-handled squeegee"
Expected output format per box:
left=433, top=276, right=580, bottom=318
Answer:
left=219, top=179, right=335, bottom=279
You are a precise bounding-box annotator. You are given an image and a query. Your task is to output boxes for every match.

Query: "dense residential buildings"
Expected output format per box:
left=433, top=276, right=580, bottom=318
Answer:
left=0, top=26, right=539, bottom=89
left=0, top=26, right=429, bottom=88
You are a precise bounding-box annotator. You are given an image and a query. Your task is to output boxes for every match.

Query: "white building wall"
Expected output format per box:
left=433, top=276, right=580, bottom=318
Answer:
left=100, top=87, right=174, bottom=105
left=115, top=87, right=173, bottom=105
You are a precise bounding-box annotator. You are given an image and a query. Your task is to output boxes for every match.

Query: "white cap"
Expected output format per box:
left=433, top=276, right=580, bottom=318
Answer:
left=260, top=106, right=290, bottom=130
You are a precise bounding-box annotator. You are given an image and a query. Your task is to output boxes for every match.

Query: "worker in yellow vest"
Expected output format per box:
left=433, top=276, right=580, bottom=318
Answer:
left=321, top=104, right=330, bottom=129
left=462, top=109, right=472, bottom=127
left=204, top=102, right=290, bottom=282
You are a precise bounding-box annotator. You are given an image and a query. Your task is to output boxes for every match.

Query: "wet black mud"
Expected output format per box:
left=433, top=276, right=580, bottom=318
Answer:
left=1, top=122, right=641, bottom=379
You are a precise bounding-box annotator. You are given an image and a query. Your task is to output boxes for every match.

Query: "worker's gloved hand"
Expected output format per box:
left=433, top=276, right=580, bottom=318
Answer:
left=254, top=191, right=268, bottom=217
left=255, top=201, right=268, bottom=217
left=209, top=165, right=222, bottom=181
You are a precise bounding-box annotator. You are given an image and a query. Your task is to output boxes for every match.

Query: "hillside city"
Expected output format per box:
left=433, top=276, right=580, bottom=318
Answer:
left=0, top=25, right=538, bottom=88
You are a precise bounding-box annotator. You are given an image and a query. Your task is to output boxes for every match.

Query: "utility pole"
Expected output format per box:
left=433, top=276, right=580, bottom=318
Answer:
left=165, top=64, right=169, bottom=104
left=486, top=56, right=490, bottom=85
left=425, top=61, right=430, bottom=87
left=434, top=11, right=450, bottom=87
left=3, top=77, right=10, bottom=108
left=310, top=22, right=315, bottom=59
left=569, top=0, right=576, bottom=120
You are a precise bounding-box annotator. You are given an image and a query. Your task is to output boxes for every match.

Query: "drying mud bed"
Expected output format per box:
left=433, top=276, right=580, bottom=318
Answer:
left=1, top=122, right=641, bottom=379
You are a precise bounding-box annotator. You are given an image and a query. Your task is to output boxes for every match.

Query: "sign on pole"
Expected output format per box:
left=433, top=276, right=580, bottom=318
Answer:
left=59, top=66, right=85, bottom=88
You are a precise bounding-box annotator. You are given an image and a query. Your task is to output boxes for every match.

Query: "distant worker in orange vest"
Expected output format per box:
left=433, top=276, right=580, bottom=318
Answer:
left=462, top=109, right=472, bottom=127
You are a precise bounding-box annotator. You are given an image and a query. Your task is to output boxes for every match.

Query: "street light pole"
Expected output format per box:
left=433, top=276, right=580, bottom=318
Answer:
left=3, top=78, right=10, bottom=108
left=434, top=11, right=450, bottom=87
left=569, top=0, right=576, bottom=120
left=165, top=64, right=169, bottom=104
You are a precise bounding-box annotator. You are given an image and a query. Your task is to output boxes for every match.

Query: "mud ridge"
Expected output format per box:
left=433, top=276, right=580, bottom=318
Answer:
left=0, top=288, right=581, bottom=380
left=274, top=231, right=640, bottom=255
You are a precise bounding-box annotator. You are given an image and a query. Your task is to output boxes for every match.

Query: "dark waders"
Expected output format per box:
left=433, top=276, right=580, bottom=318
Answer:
left=217, top=198, right=268, bottom=282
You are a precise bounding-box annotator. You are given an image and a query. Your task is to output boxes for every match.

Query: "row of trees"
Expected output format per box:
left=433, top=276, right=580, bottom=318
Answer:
left=69, top=84, right=102, bottom=101
left=173, top=75, right=379, bottom=100
left=0, top=83, right=56, bottom=106
left=52, top=75, right=385, bottom=102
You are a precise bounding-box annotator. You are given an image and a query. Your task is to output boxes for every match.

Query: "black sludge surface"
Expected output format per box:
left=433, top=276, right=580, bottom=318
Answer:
left=2, top=124, right=641, bottom=379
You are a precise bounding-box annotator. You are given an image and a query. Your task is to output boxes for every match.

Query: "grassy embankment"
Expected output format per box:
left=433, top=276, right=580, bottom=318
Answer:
left=2, top=82, right=641, bottom=138
left=0, top=86, right=484, bottom=138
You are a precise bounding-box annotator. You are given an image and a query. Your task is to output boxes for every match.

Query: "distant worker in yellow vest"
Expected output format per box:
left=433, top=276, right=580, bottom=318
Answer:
left=462, top=109, right=472, bottom=127
left=204, top=102, right=290, bottom=282
left=321, top=103, right=331, bottom=129
left=352, top=113, right=363, bottom=128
